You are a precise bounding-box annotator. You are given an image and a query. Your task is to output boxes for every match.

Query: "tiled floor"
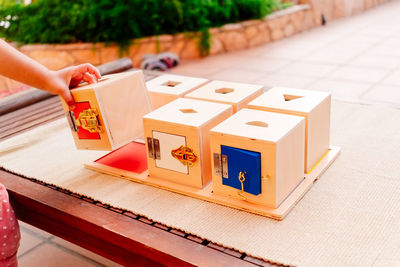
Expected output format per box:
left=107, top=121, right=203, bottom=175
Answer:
left=16, top=0, right=400, bottom=266
left=171, top=1, right=400, bottom=108
left=17, top=222, right=122, bottom=267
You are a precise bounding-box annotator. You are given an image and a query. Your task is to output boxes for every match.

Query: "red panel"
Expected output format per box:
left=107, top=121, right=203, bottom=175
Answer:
left=74, top=102, right=101, bottom=140
left=95, top=142, right=148, bottom=174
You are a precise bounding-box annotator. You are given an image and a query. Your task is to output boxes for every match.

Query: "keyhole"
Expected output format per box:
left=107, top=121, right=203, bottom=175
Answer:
left=215, top=88, right=235, bottom=94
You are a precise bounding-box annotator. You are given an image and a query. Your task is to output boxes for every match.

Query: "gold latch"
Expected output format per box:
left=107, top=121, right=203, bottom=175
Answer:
left=171, top=146, right=197, bottom=167
left=76, top=108, right=103, bottom=133
left=238, top=171, right=247, bottom=200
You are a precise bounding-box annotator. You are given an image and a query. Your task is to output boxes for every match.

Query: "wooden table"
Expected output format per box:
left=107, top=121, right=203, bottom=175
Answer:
left=0, top=78, right=274, bottom=266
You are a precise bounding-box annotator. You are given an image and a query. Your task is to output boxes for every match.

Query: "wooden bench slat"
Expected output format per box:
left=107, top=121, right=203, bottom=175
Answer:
left=0, top=98, right=62, bottom=128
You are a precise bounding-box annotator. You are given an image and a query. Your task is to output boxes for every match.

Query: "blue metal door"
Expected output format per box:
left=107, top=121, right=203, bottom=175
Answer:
left=221, top=145, right=261, bottom=196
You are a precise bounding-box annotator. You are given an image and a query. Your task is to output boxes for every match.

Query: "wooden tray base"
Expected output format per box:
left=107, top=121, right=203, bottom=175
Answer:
left=85, top=146, right=340, bottom=220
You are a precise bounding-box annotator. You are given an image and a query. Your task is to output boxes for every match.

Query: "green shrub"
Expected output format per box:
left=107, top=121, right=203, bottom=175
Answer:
left=0, top=0, right=23, bottom=7
left=0, top=0, right=291, bottom=50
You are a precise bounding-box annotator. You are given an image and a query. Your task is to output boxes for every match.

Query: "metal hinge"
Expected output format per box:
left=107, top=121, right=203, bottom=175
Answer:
left=213, top=153, right=228, bottom=178
left=66, top=111, right=79, bottom=132
left=147, top=137, right=161, bottom=160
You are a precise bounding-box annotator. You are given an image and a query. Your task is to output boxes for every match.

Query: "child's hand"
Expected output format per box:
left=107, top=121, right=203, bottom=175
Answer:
left=47, top=63, right=101, bottom=110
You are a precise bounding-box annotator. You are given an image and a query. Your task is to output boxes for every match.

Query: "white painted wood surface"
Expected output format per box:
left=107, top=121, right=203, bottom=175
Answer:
left=153, top=131, right=188, bottom=174
left=144, top=98, right=232, bottom=128
left=248, top=87, right=331, bottom=173
left=145, top=74, right=209, bottom=109
left=185, top=80, right=263, bottom=113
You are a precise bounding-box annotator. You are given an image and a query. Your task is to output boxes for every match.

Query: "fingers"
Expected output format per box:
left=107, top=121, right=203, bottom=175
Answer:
left=77, top=63, right=102, bottom=80
left=60, top=89, right=76, bottom=110
left=69, top=63, right=101, bottom=87
left=88, top=63, right=102, bottom=80
left=61, top=63, right=101, bottom=108
left=84, top=72, right=97, bottom=84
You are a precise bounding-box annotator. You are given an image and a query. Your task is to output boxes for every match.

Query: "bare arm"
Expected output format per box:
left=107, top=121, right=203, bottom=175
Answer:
left=0, top=39, right=101, bottom=109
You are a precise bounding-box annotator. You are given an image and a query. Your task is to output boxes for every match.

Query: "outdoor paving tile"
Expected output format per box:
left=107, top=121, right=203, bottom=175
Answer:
left=17, top=228, right=44, bottom=257
left=326, top=66, right=389, bottom=83
left=19, top=221, right=53, bottom=239
left=173, top=52, right=262, bottom=77
left=272, top=35, right=329, bottom=50
left=235, top=36, right=325, bottom=60
left=232, top=44, right=276, bottom=58
left=306, top=79, right=373, bottom=100
left=240, top=38, right=323, bottom=60
left=276, top=62, right=338, bottom=78
left=206, top=68, right=266, bottom=83
left=258, top=46, right=317, bottom=60
left=331, top=34, right=380, bottom=45
left=362, top=84, right=400, bottom=106
left=172, top=61, right=226, bottom=77
left=255, top=73, right=317, bottom=88
left=296, top=27, right=345, bottom=43
left=380, top=36, right=400, bottom=47
left=281, top=40, right=327, bottom=51
left=355, top=26, right=394, bottom=37
left=325, top=42, right=375, bottom=54
left=225, top=56, right=293, bottom=73
left=51, top=237, right=123, bottom=267
left=365, top=45, right=400, bottom=58
left=18, top=243, right=98, bottom=267
left=204, top=52, right=252, bottom=66
left=347, top=54, right=399, bottom=70
left=301, top=48, right=359, bottom=64
left=318, top=25, right=358, bottom=35
left=380, top=70, right=400, bottom=86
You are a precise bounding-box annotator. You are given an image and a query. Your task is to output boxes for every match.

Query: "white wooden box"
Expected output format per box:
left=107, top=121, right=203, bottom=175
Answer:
left=210, top=109, right=305, bottom=208
left=143, top=98, right=233, bottom=188
left=145, top=74, right=209, bottom=109
left=247, top=87, right=331, bottom=173
left=185, top=80, right=264, bottom=113
left=61, top=71, right=152, bottom=150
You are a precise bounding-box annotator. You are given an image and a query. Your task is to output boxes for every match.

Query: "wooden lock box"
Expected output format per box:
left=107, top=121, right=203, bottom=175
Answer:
left=247, top=87, right=331, bottom=173
left=185, top=80, right=264, bottom=113
left=210, top=108, right=305, bottom=209
left=61, top=71, right=152, bottom=150
left=145, top=74, right=209, bottom=109
left=143, top=98, right=233, bottom=188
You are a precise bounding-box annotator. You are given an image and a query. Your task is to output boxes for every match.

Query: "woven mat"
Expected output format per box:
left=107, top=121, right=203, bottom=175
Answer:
left=0, top=100, right=399, bottom=266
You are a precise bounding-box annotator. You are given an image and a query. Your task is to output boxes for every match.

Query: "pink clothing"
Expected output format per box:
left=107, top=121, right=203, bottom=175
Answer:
left=0, top=184, right=20, bottom=267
